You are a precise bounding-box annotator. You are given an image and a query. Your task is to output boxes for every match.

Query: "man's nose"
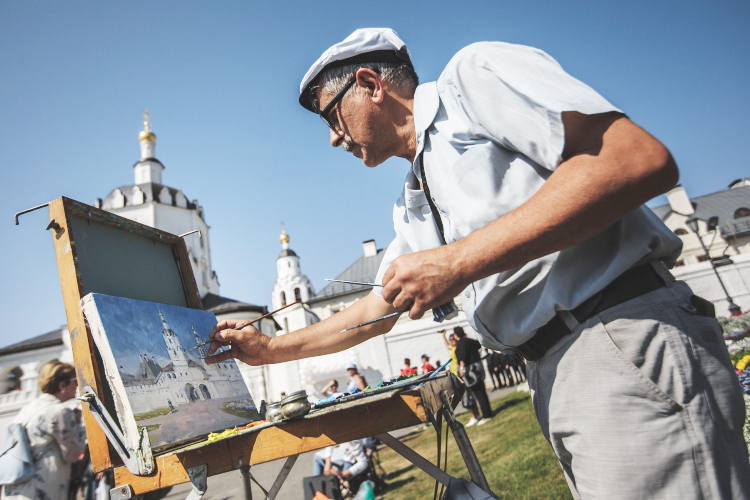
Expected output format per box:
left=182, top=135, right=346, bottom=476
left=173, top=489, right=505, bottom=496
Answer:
left=329, top=128, right=345, bottom=147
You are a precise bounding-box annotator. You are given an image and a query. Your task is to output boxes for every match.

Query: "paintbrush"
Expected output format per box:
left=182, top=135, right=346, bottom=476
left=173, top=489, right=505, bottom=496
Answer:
left=325, top=279, right=382, bottom=287
left=192, top=300, right=301, bottom=349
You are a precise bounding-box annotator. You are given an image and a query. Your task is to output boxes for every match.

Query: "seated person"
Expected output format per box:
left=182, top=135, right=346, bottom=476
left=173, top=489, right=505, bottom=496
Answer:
left=400, top=358, right=417, bottom=376
left=313, top=439, right=369, bottom=480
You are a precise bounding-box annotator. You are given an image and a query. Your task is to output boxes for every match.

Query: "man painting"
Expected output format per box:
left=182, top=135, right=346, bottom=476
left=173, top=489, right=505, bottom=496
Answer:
left=209, top=28, right=750, bottom=498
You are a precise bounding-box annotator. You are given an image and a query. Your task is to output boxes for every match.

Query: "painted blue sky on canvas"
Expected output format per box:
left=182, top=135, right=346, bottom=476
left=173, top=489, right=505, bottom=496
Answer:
left=89, top=294, right=217, bottom=377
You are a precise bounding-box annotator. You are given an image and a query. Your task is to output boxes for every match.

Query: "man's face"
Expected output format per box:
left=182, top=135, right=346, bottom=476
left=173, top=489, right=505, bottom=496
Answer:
left=347, top=368, right=356, bottom=376
left=317, top=76, right=396, bottom=168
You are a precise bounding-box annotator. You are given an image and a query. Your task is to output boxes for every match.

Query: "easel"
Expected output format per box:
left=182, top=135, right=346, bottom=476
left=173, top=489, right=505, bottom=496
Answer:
left=17, top=197, right=497, bottom=499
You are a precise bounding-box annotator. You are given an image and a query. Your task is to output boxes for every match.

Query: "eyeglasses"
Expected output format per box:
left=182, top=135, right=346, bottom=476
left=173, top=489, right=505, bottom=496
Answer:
left=319, top=77, right=356, bottom=132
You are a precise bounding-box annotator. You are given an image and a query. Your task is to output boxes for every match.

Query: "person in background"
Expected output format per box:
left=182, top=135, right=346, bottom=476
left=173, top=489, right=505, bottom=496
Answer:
left=346, top=364, right=367, bottom=393
left=441, top=329, right=458, bottom=376
left=443, top=327, right=480, bottom=425
left=455, top=327, right=492, bottom=426
left=313, top=439, right=369, bottom=480
left=485, top=349, right=505, bottom=390
left=420, top=354, right=435, bottom=374
left=400, top=358, right=417, bottom=376
left=320, top=379, right=342, bottom=398
left=3, top=360, right=87, bottom=500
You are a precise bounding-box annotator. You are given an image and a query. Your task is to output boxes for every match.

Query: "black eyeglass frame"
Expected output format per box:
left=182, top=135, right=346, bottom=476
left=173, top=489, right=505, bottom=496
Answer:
left=319, top=77, right=356, bottom=132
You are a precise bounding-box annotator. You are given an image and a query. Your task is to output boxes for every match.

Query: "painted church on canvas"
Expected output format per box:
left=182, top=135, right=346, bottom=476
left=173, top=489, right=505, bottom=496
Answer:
left=122, top=310, right=247, bottom=414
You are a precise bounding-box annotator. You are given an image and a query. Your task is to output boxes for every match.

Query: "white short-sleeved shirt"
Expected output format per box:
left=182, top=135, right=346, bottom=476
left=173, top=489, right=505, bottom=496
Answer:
left=374, top=42, right=682, bottom=351
left=319, top=440, right=369, bottom=477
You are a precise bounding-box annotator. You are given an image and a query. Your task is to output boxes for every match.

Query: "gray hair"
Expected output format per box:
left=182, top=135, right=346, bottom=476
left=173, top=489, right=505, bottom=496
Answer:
left=309, top=61, right=419, bottom=112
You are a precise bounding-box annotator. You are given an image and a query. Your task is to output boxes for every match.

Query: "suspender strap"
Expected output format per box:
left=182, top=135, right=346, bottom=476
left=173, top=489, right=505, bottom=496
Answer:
left=418, top=152, right=446, bottom=244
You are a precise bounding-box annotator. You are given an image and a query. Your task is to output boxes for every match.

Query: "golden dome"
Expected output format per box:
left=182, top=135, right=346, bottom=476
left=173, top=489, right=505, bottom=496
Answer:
left=280, top=230, right=290, bottom=244
left=139, top=129, right=156, bottom=142
left=139, top=108, right=156, bottom=142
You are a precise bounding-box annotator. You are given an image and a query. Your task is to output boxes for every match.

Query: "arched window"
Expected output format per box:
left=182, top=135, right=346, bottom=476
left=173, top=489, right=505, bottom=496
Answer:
left=308, top=287, right=313, bottom=299
left=294, top=288, right=302, bottom=302
left=674, top=228, right=688, bottom=235
left=734, top=207, right=750, bottom=219
left=280, top=291, right=287, bottom=306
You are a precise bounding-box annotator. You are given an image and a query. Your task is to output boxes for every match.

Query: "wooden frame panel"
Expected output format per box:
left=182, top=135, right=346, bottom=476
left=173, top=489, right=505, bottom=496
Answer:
left=48, top=197, right=202, bottom=472
left=114, top=388, right=428, bottom=495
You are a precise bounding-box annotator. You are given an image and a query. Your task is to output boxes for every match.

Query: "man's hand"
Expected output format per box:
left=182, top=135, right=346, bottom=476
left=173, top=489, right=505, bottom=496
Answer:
left=206, top=320, right=271, bottom=366
left=382, top=245, right=467, bottom=319
left=204, top=292, right=400, bottom=367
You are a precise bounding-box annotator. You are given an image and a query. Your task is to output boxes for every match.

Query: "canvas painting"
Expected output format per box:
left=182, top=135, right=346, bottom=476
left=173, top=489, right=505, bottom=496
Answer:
left=81, top=293, right=260, bottom=452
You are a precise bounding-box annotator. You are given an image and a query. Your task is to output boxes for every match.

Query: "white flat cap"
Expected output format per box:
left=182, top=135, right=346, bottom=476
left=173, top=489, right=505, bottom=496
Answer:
left=298, top=28, right=412, bottom=112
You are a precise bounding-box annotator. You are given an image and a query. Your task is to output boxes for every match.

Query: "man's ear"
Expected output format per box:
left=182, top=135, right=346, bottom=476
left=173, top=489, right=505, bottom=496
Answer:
left=355, top=68, right=384, bottom=103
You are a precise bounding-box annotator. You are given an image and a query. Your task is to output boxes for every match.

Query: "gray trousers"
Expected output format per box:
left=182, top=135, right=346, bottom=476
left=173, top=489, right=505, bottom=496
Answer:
left=527, top=279, right=750, bottom=499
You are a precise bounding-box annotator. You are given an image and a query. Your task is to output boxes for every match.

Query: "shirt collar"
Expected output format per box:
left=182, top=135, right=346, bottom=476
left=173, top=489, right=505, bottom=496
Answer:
left=412, top=81, right=439, bottom=157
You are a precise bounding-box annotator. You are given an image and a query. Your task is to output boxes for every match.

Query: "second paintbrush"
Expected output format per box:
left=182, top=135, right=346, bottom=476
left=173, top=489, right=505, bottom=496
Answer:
left=192, top=300, right=301, bottom=349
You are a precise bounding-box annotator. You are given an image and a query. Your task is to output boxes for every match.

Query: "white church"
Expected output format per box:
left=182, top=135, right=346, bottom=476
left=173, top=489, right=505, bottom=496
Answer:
left=3, top=112, right=750, bottom=435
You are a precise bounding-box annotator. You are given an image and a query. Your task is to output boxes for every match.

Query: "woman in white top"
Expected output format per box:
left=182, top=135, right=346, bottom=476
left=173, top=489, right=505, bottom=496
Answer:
left=3, top=360, right=87, bottom=500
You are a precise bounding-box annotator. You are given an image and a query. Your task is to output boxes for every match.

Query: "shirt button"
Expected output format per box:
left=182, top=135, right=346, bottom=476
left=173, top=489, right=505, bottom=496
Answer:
left=465, top=291, right=471, bottom=298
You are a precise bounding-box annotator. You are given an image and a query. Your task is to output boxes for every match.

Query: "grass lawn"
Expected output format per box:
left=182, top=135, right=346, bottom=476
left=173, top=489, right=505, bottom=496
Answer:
left=376, top=390, right=572, bottom=499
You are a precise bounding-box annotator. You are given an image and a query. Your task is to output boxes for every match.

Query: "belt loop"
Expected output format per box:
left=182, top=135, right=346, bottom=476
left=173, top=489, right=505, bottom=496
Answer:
left=557, top=310, right=581, bottom=332
left=649, top=260, right=675, bottom=286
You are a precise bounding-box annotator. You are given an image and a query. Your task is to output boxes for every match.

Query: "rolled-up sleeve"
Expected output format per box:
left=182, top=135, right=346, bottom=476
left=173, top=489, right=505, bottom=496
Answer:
left=440, top=42, right=620, bottom=172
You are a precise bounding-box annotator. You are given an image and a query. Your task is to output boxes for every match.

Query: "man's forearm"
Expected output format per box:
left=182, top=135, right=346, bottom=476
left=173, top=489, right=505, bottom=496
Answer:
left=449, top=116, right=678, bottom=287
left=382, top=115, right=678, bottom=319
left=265, top=292, right=400, bottom=364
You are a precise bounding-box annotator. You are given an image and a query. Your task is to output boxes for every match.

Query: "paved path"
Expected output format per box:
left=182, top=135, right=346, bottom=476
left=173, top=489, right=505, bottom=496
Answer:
left=158, top=383, right=525, bottom=499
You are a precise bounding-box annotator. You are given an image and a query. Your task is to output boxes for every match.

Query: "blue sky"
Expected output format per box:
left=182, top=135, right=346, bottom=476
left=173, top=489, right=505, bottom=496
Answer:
left=1, top=1, right=749, bottom=346
left=89, top=294, right=216, bottom=376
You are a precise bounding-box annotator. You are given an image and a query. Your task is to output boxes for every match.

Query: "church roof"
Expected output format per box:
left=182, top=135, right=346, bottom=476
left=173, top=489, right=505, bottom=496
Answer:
left=310, top=247, right=387, bottom=303
left=133, top=157, right=164, bottom=169
left=101, top=182, right=195, bottom=210
left=202, top=293, right=268, bottom=315
left=203, top=293, right=281, bottom=331
left=279, top=248, right=298, bottom=258
left=135, top=356, right=163, bottom=381
left=0, top=328, right=64, bottom=356
left=650, top=184, right=750, bottom=239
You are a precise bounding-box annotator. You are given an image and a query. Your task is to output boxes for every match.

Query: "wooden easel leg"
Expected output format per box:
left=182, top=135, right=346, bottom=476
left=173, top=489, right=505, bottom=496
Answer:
left=376, top=432, right=452, bottom=486
left=184, top=464, right=208, bottom=500
left=266, top=455, right=298, bottom=499
left=238, top=455, right=297, bottom=500
left=439, top=390, right=493, bottom=494
left=239, top=465, right=254, bottom=500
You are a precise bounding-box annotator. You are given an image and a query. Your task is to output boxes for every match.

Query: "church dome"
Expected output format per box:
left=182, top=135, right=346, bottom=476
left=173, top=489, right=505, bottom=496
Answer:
left=280, top=229, right=290, bottom=244
left=139, top=128, right=156, bottom=142
left=139, top=108, right=156, bottom=141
